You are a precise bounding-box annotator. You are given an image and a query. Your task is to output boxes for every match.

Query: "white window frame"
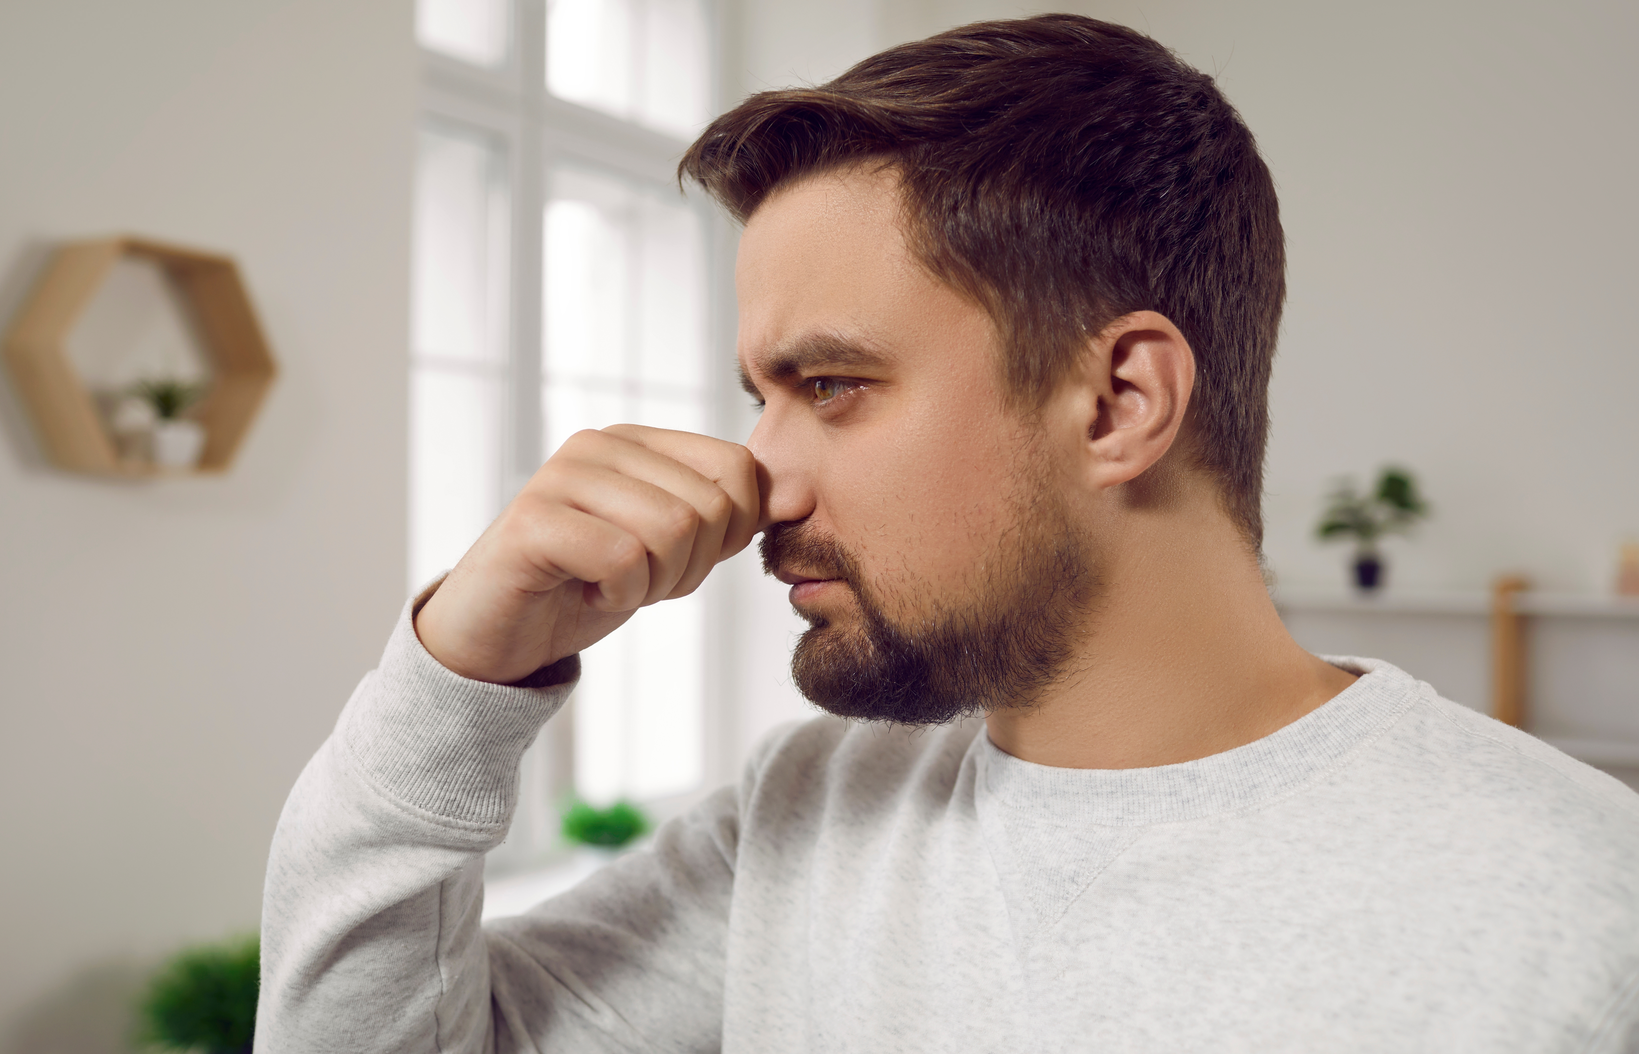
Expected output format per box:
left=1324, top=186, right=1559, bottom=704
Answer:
left=416, top=0, right=740, bottom=872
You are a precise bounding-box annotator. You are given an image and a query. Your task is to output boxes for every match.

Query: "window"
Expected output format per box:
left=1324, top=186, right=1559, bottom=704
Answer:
left=412, top=0, right=721, bottom=871
left=409, top=124, right=510, bottom=593
left=418, top=0, right=511, bottom=67
left=546, top=0, right=712, bottom=136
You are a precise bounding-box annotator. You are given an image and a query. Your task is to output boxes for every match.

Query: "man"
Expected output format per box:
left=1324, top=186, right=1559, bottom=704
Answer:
left=259, top=15, right=1639, bottom=1051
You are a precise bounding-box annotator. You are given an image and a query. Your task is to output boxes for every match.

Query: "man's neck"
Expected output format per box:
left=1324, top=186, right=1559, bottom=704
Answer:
left=985, top=493, right=1356, bottom=770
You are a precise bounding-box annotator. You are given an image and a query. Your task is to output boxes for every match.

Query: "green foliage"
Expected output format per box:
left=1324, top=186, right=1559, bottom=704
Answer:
left=134, top=378, right=207, bottom=420
left=1316, top=466, right=1430, bottom=550
left=137, top=934, right=258, bottom=1054
left=562, top=798, right=649, bottom=847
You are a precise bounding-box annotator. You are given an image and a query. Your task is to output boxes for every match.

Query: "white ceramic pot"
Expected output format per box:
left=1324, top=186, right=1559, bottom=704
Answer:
left=109, top=396, right=157, bottom=435
left=107, top=396, right=157, bottom=464
left=152, top=419, right=206, bottom=469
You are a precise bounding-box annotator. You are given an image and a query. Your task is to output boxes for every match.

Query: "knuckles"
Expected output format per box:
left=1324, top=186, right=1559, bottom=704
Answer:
left=491, top=497, right=545, bottom=546
left=560, top=428, right=608, bottom=455
left=603, top=533, right=650, bottom=583
left=657, top=499, right=702, bottom=547
left=700, top=487, right=734, bottom=525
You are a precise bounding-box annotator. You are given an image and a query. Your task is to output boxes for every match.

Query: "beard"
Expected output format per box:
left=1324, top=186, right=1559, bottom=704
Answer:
left=759, top=486, right=1096, bottom=726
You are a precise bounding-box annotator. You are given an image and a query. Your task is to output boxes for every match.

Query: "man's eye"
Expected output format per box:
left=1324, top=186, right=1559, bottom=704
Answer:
left=812, top=377, right=847, bottom=402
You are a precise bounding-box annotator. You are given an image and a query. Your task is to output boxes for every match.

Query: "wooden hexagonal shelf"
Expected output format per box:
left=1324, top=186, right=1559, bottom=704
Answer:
left=3, top=235, right=277, bottom=476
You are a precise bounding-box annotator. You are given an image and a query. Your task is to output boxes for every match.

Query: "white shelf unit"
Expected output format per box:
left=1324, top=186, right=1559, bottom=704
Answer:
left=1273, top=588, right=1639, bottom=620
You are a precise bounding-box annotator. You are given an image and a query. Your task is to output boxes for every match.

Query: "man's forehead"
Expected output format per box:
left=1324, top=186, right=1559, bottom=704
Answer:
left=748, top=163, right=905, bottom=232
left=735, top=169, right=908, bottom=291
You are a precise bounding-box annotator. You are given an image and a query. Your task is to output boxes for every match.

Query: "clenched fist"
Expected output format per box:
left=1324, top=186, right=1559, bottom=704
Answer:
left=414, top=424, right=762, bottom=685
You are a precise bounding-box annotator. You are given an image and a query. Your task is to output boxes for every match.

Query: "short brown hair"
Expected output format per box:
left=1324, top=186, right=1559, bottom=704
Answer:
left=680, top=14, right=1284, bottom=544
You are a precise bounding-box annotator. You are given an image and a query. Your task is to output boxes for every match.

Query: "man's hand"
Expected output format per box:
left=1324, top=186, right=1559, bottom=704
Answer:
left=414, top=425, right=761, bottom=685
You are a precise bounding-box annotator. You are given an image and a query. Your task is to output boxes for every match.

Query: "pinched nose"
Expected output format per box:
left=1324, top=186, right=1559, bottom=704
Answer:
left=746, top=408, right=817, bottom=534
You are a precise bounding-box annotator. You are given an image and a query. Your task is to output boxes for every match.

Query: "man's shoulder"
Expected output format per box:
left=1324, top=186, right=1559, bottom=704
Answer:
left=1347, top=659, right=1639, bottom=868
left=1422, top=689, right=1639, bottom=811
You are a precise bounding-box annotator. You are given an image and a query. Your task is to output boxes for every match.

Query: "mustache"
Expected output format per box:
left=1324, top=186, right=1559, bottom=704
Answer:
left=759, top=521, right=861, bottom=585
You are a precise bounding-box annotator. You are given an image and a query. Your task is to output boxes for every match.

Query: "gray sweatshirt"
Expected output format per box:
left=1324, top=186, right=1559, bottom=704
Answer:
left=258, top=599, right=1639, bottom=1052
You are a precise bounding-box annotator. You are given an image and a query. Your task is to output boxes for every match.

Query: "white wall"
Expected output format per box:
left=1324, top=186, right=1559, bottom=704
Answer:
left=0, top=1, right=414, bottom=1047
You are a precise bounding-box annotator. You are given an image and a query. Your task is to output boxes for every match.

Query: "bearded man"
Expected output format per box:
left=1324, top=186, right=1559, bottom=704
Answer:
left=258, top=15, right=1639, bottom=1051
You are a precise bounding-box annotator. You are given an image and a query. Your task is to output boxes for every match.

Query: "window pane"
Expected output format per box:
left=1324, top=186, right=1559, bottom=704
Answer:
left=573, top=595, right=705, bottom=804
left=410, top=121, right=509, bottom=593
left=413, top=126, right=509, bottom=365
left=572, top=633, right=629, bottom=806
left=544, top=165, right=707, bottom=399
left=547, top=0, right=635, bottom=118
left=635, top=194, right=707, bottom=391
left=409, top=369, right=504, bottom=589
left=626, top=594, right=704, bottom=799
left=547, top=0, right=710, bottom=137
left=543, top=197, right=628, bottom=385
left=418, top=0, right=511, bottom=66
left=638, top=0, right=710, bottom=137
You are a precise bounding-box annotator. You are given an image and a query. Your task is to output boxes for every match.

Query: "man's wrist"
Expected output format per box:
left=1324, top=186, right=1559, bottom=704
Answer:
left=411, top=574, right=578, bottom=688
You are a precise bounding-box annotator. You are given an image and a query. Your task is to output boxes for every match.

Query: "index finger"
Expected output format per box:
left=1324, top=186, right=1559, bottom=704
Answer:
left=600, top=424, right=762, bottom=561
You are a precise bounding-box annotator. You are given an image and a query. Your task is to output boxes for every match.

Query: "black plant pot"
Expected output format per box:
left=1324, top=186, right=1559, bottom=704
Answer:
left=1353, top=553, right=1383, bottom=592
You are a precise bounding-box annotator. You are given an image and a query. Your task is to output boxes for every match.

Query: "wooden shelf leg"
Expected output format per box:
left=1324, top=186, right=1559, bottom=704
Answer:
left=1491, top=575, right=1529, bottom=728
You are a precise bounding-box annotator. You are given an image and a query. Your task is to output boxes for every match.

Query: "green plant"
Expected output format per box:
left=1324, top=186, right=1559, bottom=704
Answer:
left=136, top=934, right=258, bottom=1054
left=562, top=799, right=649, bottom=847
left=133, top=378, right=207, bottom=420
left=1315, top=466, right=1430, bottom=553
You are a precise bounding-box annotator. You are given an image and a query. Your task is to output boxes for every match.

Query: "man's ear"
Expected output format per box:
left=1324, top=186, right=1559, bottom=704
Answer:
left=1080, top=311, right=1196, bottom=491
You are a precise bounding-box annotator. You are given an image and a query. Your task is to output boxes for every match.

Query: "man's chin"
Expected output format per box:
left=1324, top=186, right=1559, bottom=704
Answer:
left=789, top=619, right=975, bottom=726
left=792, top=617, right=864, bottom=657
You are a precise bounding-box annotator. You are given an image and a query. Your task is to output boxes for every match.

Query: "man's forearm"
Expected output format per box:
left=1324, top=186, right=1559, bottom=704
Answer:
left=256, top=597, right=571, bottom=1052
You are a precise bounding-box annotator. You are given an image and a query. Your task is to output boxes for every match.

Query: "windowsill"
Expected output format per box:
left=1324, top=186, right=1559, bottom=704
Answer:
left=481, top=842, right=650, bottom=921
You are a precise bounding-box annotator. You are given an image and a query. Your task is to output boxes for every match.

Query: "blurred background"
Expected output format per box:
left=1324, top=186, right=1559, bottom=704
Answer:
left=1, top=0, right=1636, bottom=1048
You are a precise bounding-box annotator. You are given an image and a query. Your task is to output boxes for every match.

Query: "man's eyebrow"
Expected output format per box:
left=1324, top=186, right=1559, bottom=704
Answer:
left=739, top=334, right=891, bottom=398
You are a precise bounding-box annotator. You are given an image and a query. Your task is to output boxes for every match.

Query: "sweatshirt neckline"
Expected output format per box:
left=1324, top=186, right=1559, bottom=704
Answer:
left=978, top=657, right=1422, bottom=827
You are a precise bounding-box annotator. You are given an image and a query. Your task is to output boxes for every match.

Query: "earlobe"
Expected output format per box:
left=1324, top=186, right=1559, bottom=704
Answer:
left=1084, top=312, right=1196, bottom=491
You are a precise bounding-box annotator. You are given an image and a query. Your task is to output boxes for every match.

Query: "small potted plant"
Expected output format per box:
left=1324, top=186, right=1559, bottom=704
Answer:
left=136, top=934, right=258, bottom=1054
left=134, top=378, right=208, bottom=470
left=561, top=798, right=649, bottom=848
left=1315, top=466, right=1430, bottom=592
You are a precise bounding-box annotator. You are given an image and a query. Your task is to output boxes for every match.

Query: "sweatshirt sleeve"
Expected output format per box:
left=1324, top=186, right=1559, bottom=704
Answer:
left=255, top=595, right=739, bottom=1053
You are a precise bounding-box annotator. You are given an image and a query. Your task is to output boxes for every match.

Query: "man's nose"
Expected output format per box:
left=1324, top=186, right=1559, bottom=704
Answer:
left=747, top=408, right=816, bottom=531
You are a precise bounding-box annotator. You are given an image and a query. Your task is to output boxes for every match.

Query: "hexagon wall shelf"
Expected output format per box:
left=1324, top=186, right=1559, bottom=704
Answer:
left=3, top=235, right=277, bottom=476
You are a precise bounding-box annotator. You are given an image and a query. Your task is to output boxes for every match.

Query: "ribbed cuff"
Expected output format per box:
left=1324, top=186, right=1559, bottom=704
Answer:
left=336, top=588, right=578, bottom=827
